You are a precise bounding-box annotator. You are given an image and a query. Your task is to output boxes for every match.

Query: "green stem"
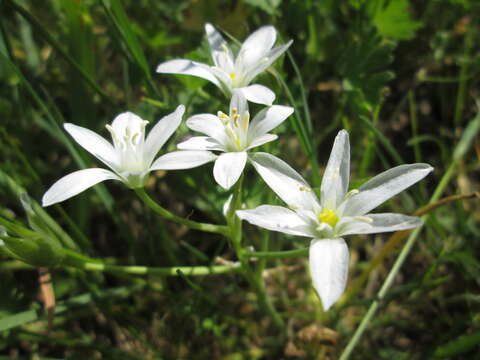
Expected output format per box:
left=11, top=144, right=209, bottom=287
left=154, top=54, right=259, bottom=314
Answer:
left=226, top=175, right=244, bottom=258
left=80, top=262, right=239, bottom=276
left=135, top=188, right=228, bottom=236
left=245, top=266, right=285, bottom=330
left=454, top=19, right=474, bottom=127
left=256, top=231, right=270, bottom=279
left=246, top=248, right=309, bottom=259
left=0, top=259, right=239, bottom=277
left=226, top=176, right=286, bottom=330
left=358, top=103, right=382, bottom=178
left=408, top=90, right=422, bottom=164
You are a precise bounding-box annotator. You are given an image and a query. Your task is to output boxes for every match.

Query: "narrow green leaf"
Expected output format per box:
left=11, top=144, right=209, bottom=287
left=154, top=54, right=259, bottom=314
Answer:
left=453, top=110, right=480, bottom=160
left=5, top=0, right=112, bottom=104
left=433, top=331, right=480, bottom=358
left=0, top=285, right=144, bottom=332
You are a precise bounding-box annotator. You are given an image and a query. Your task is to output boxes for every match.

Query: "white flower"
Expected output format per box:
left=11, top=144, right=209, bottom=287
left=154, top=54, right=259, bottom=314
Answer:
left=42, top=106, right=216, bottom=207
left=236, top=130, right=433, bottom=310
left=176, top=91, right=293, bottom=190
left=156, top=23, right=292, bottom=105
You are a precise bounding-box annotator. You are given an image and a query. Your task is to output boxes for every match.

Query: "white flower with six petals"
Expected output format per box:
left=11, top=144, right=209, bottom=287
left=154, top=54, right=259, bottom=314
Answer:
left=176, top=91, right=293, bottom=190
left=42, top=106, right=216, bottom=207
left=237, top=130, right=433, bottom=310
left=157, top=23, right=292, bottom=106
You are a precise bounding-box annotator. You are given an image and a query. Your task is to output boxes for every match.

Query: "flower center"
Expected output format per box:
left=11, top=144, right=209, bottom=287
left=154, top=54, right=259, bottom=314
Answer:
left=318, top=208, right=339, bottom=228
left=217, top=107, right=250, bottom=151
left=106, top=119, right=149, bottom=172
left=106, top=121, right=148, bottom=151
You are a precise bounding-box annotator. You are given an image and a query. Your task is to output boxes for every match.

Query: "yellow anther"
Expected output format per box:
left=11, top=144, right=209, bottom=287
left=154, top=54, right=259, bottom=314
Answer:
left=131, top=132, right=139, bottom=145
left=230, top=72, right=236, bottom=81
left=353, top=216, right=373, bottom=223
left=318, top=208, right=339, bottom=227
left=233, top=113, right=240, bottom=127
left=299, top=186, right=312, bottom=192
left=345, top=189, right=359, bottom=199
left=218, top=111, right=230, bottom=124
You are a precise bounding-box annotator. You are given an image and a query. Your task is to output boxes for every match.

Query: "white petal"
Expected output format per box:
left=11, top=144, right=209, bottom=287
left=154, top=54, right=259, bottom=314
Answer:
left=213, top=152, right=247, bottom=189
left=207, top=66, right=233, bottom=92
left=250, top=152, right=320, bottom=212
left=343, top=163, right=434, bottom=216
left=156, top=59, right=220, bottom=86
left=177, top=136, right=226, bottom=151
left=42, top=168, right=120, bottom=207
left=237, top=205, right=315, bottom=237
left=243, top=41, right=293, bottom=83
left=248, top=105, right=293, bottom=138
left=246, top=134, right=278, bottom=150
left=150, top=150, right=217, bottom=170
left=239, top=84, right=275, bottom=105
left=338, top=213, right=422, bottom=236
left=238, top=26, right=276, bottom=70
left=205, top=23, right=234, bottom=69
left=309, top=238, right=349, bottom=311
left=144, top=105, right=185, bottom=166
left=321, top=130, right=350, bottom=209
left=64, top=123, right=118, bottom=170
left=110, top=111, right=145, bottom=132
left=186, top=113, right=224, bottom=138
left=230, top=90, right=249, bottom=116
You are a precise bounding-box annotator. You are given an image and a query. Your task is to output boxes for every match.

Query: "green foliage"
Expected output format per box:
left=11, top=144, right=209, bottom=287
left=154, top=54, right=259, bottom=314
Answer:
left=371, top=0, right=423, bottom=40
left=433, top=331, right=480, bottom=358
left=0, top=0, right=479, bottom=358
left=338, top=27, right=396, bottom=112
left=350, top=0, right=423, bottom=40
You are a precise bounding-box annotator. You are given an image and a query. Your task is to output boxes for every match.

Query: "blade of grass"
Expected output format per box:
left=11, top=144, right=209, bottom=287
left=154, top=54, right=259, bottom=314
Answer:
left=0, top=284, right=144, bottom=332
left=4, top=0, right=113, bottom=105
left=271, top=68, right=321, bottom=186
left=358, top=114, right=404, bottom=164
left=100, top=0, right=158, bottom=95
left=0, top=169, right=80, bottom=250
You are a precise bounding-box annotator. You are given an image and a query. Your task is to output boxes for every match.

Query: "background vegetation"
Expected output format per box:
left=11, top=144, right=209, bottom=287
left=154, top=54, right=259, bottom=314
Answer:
left=0, top=0, right=479, bottom=358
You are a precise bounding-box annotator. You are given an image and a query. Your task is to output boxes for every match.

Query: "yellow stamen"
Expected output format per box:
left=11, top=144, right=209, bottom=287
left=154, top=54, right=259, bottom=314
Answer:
left=299, top=186, right=312, bottom=192
left=318, top=208, right=339, bottom=227
left=218, top=111, right=230, bottom=124
left=233, top=113, right=240, bottom=127
left=230, top=72, right=236, bottom=81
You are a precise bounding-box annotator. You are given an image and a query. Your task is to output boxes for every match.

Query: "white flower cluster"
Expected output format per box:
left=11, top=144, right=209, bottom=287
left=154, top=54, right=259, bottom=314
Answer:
left=42, top=24, right=432, bottom=311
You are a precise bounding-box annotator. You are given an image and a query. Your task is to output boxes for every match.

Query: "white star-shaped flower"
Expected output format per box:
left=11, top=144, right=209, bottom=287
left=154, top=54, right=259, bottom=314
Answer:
left=176, top=90, right=293, bottom=189
left=42, top=106, right=216, bottom=206
left=237, top=130, right=433, bottom=310
left=157, top=23, right=292, bottom=105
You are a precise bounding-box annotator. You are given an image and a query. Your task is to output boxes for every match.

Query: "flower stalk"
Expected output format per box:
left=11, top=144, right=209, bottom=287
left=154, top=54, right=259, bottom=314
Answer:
left=224, top=174, right=285, bottom=330
left=135, top=188, right=229, bottom=236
